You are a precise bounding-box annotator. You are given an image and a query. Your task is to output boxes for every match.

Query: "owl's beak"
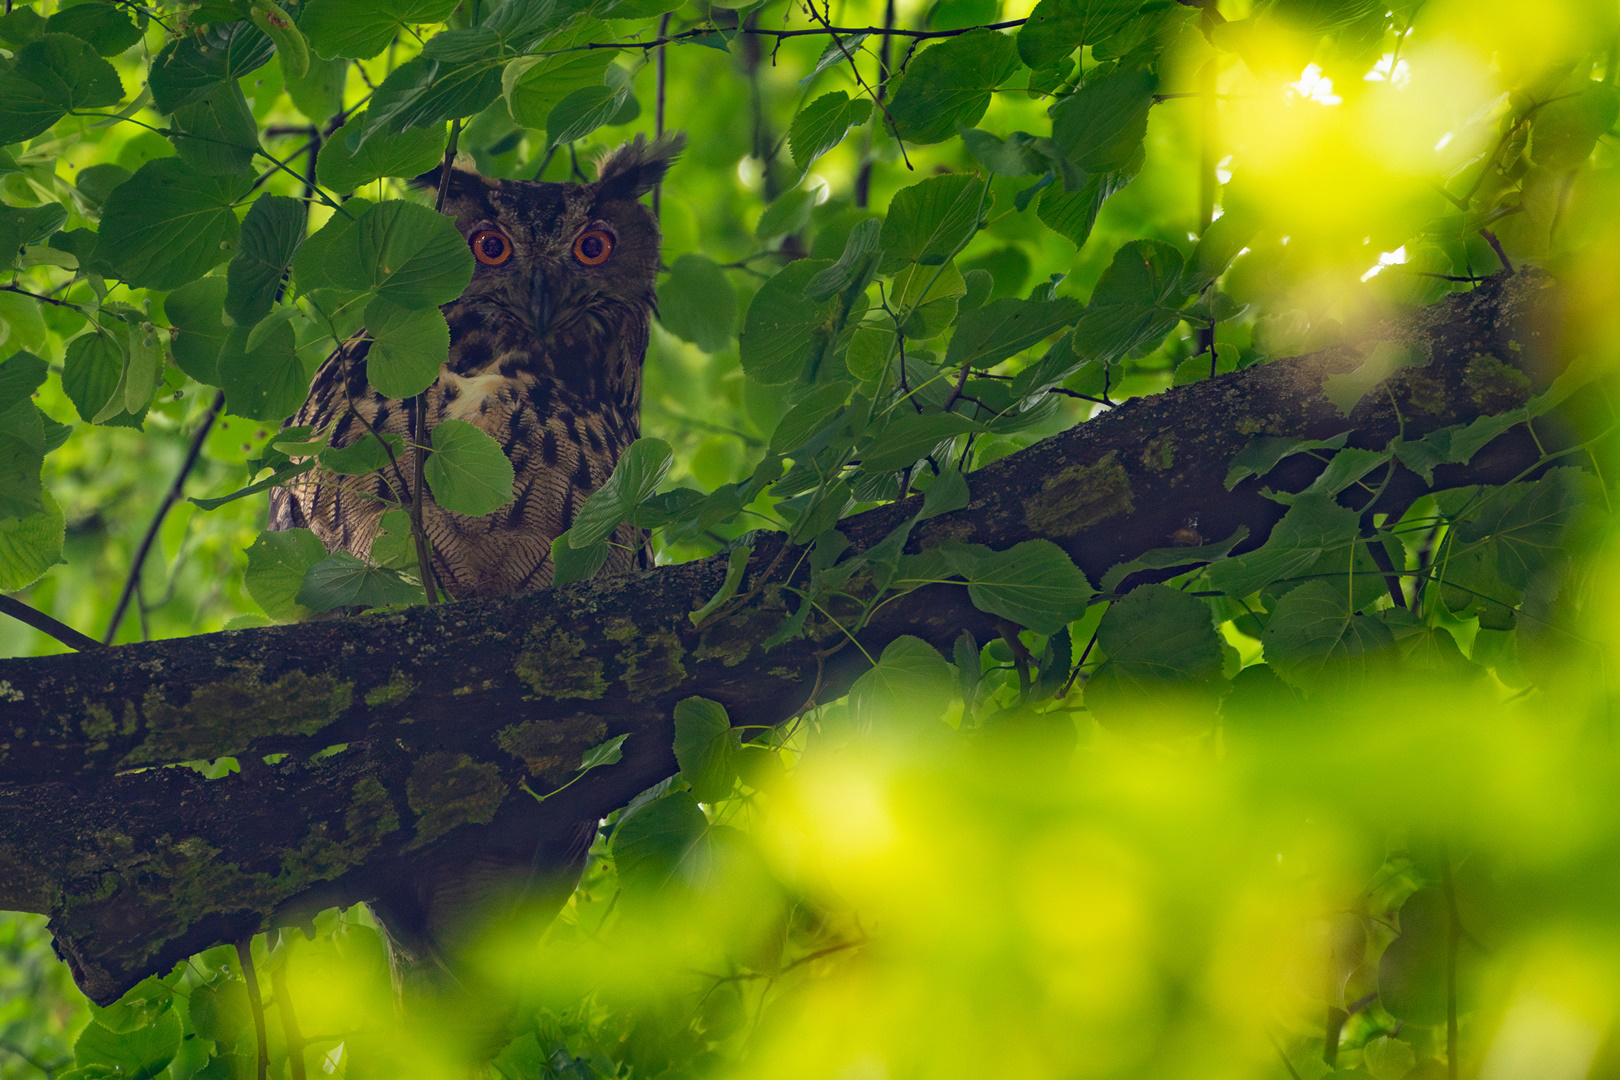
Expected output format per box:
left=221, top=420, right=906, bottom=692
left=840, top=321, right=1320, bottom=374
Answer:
left=529, top=273, right=553, bottom=336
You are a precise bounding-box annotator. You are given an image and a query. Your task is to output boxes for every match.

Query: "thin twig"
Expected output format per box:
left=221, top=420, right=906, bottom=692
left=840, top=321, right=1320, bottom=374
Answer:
left=799, top=2, right=912, bottom=172
left=0, top=594, right=103, bottom=652
left=0, top=283, right=83, bottom=310
left=589, top=18, right=1026, bottom=49
left=237, top=940, right=270, bottom=1080
left=654, top=12, right=671, bottom=218
left=103, top=391, right=226, bottom=644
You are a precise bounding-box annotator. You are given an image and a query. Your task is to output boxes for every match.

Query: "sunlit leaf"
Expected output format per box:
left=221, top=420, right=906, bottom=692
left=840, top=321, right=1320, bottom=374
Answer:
left=0, top=490, right=63, bottom=590
left=97, top=159, right=251, bottom=289
left=363, top=295, right=450, bottom=398
left=569, top=437, right=672, bottom=546
left=245, top=528, right=328, bottom=620
left=788, top=91, right=874, bottom=171
left=674, top=696, right=737, bottom=803
left=879, top=173, right=987, bottom=272
left=296, top=551, right=423, bottom=610
left=885, top=28, right=1020, bottom=145
left=148, top=20, right=275, bottom=113
left=0, top=33, right=124, bottom=145
left=226, top=196, right=305, bottom=326
left=1016, top=0, right=1136, bottom=70
left=424, top=418, right=515, bottom=516
left=316, top=112, right=448, bottom=195
left=850, top=635, right=955, bottom=724
left=657, top=254, right=738, bottom=352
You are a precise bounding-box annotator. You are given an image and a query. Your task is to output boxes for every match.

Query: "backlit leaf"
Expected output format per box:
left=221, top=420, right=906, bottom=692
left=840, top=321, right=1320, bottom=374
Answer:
left=424, top=418, right=516, bottom=516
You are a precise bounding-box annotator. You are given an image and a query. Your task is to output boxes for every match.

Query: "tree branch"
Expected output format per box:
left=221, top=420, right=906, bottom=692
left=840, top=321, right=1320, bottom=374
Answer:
left=0, top=273, right=1572, bottom=1005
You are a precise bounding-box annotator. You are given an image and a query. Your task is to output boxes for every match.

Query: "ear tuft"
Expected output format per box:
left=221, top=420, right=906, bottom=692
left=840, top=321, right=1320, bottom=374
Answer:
left=594, top=132, right=686, bottom=200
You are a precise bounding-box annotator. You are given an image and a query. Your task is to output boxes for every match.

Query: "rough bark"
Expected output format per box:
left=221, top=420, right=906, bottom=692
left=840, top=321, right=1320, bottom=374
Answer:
left=0, top=272, right=1569, bottom=1004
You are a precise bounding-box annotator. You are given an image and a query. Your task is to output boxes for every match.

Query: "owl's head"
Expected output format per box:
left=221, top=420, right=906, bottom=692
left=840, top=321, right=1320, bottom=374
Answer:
left=416, top=134, right=684, bottom=355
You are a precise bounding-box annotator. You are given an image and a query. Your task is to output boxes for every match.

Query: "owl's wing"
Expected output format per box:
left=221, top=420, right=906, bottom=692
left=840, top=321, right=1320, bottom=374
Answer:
left=268, top=336, right=415, bottom=557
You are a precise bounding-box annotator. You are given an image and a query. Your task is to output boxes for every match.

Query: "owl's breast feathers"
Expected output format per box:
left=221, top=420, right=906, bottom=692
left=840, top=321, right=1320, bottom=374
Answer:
left=268, top=305, right=646, bottom=599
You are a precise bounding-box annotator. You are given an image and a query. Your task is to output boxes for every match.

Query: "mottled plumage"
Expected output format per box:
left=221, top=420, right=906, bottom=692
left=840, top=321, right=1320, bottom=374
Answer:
left=267, top=135, right=683, bottom=994
left=270, top=133, right=683, bottom=597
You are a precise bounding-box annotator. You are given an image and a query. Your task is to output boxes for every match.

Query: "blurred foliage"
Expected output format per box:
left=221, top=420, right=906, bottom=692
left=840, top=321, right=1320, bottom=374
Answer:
left=2, top=0, right=1620, bottom=1075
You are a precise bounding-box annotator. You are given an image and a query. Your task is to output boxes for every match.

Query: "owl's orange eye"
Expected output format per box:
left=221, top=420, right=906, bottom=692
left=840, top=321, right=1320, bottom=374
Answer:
left=470, top=230, right=512, bottom=266
left=573, top=229, right=614, bottom=266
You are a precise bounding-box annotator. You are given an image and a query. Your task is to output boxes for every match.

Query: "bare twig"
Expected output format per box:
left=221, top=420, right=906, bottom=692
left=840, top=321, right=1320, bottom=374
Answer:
left=799, top=2, right=913, bottom=173
left=0, top=594, right=104, bottom=652
left=102, top=391, right=226, bottom=644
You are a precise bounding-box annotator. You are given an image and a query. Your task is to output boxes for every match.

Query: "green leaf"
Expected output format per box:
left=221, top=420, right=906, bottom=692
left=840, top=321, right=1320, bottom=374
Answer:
left=245, top=528, right=328, bottom=620
left=944, top=295, right=1082, bottom=370
left=879, top=173, right=987, bottom=272
left=550, top=532, right=610, bottom=586
left=656, top=254, right=738, bottom=352
left=1037, top=163, right=1134, bottom=249
left=250, top=2, right=310, bottom=79
left=885, top=28, right=1020, bottom=145
left=1099, top=526, right=1250, bottom=594
left=357, top=53, right=505, bottom=149
left=149, top=21, right=275, bottom=113
left=674, top=696, right=737, bottom=802
left=163, top=278, right=230, bottom=385
left=738, top=258, right=838, bottom=385
left=921, top=467, right=969, bottom=519
left=316, top=112, right=449, bottom=195
left=503, top=18, right=618, bottom=128
left=858, top=411, right=980, bottom=472
left=1205, top=491, right=1361, bottom=597
left=755, top=185, right=819, bottom=241
left=1050, top=65, right=1157, bottom=173
left=942, top=538, right=1093, bottom=635
left=690, top=539, right=753, bottom=623
left=788, top=91, right=874, bottom=171
left=97, top=158, right=251, bottom=289
left=122, top=322, right=164, bottom=416
left=191, top=461, right=313, bottom=511
left=45, top=5, right=142, bottom=56
left=0, top=400, right=45, bottom=521
left=0, top=203, right=67, bottom=269
left=217, top=320, right=306, bottom=422
left=61, top=331, right=124, bottom=423
left=1085, top=584, right=1225, bottom=723
left=294, top=199, right=473, bottom=306
left=301, top=0, right=461, bottom=59
left=424, top=418, right=516, bottom=516
left=0, top=490, right=63, bottom=590
left=850, top=635, right=955, bottom=724
left=73, top=1010, right=180, bottom=1080
left=363, top=295, right=450, bottom=398
left=1070, top=239, right=1188, bottom=363
left=1530, top=83, right=1620, bottom=171
left=1225, top=433, right=1349, bottom=489
left=319, top=431, right=407, bottom=475
left=170, top=82, right=261, bottom=175
left=1017, top=0, right=1137, bottom=69
left=0, top=33, right=124, bottom=145
left=569, top=437, right=672, bottom=546
left=546, top=80, right=631, bottom=150
left=579, top=732, right=628, bottom=769
left=0, top=350, right=47, bottom=409
left=296, top=551, right=424, bottom=610
left=611, top=790, right=715, bottom=897
left=226, top=195, right=305, bottom=326
left=1261, top=579, right=1395, bottom=691
left=768, top=381, right=851, bottom=455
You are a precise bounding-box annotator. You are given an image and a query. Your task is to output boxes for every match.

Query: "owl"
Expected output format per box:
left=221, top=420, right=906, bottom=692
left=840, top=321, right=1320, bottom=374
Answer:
left=267, top=133, right=683, bottom=989
left=269, top=132, right=684, bottom=598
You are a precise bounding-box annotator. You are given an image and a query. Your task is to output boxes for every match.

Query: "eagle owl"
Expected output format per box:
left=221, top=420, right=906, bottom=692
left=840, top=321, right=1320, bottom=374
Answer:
left=267, top=133, right=683, bottom=984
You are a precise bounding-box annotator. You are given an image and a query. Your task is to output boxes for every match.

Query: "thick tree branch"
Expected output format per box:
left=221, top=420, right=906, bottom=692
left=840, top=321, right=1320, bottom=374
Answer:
left=0, top=273, right=1571, bottom=1004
